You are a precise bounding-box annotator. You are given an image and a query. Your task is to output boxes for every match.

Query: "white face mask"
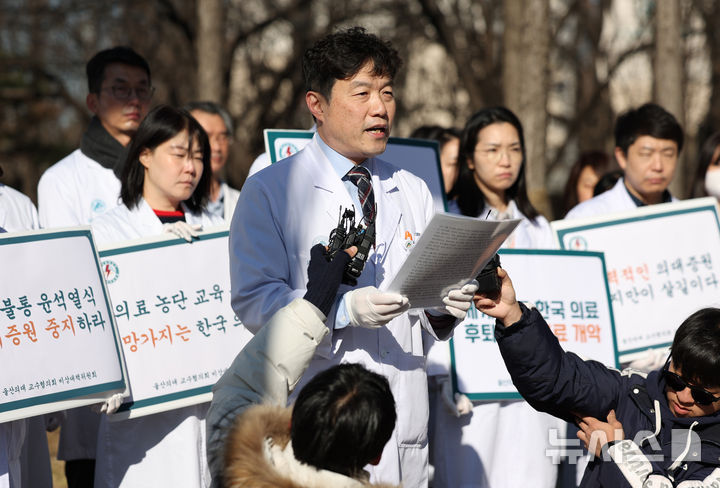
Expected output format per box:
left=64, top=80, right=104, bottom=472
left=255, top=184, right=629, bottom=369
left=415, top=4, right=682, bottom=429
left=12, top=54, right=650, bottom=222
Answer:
left=705, top=170, right=720, bottom=199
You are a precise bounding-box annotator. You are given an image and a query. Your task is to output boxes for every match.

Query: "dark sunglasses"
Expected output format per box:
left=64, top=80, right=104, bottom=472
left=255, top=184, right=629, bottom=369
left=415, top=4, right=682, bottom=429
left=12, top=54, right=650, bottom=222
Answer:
left=663, top=357, right=720, bottom=405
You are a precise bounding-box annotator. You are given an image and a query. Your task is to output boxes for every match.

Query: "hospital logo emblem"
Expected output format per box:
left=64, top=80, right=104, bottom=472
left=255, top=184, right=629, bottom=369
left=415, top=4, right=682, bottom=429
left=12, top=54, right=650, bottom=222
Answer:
left=102, top=260, right=120, bottom=284
left=568, top=236, right=587, bottom=251
left=91, top=199, right=106, bottom=214
left=277, top=142, right=299, bottom=160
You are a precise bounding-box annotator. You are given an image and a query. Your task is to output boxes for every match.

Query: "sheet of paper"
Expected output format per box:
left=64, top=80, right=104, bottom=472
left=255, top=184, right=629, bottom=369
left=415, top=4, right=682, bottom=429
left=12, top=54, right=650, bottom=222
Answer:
left=385, top=213, right=520, bottom=308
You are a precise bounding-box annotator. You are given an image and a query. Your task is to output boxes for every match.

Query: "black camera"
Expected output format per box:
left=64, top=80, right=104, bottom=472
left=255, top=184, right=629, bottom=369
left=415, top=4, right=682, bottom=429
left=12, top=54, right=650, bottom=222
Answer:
left=475, top=253, right=502, bottom=295
left=327, top=207, right=375, bottom=286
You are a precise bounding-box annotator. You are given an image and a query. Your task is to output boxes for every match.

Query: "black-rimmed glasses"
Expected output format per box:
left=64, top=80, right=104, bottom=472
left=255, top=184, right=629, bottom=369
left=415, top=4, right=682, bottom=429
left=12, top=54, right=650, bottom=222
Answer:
left=103, top=85, right=155, bottom=102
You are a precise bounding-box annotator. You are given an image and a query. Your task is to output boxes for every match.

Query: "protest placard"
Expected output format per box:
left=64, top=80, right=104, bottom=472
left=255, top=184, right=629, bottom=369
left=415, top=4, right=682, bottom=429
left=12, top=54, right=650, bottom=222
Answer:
left=552, top=198, right=720, bottom=359
left=263, top=129, right=447, bottom=213
left=448, top=250, right=616, bottom=400
left=100, top=229, right=252, bottom=419
left=0, top=228, right=125, bottom=422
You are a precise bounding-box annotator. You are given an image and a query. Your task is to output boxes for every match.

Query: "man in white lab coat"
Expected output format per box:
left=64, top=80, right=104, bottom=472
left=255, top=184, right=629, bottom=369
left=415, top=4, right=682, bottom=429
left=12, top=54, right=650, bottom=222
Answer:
left=566, top=103, right=682, bottom=219
left=222, top=27, right=477, bottom=488
left=36, top=46, right=153, bottom=487
left=561, top=103, right=684, bottom=487
left=38, top=46, right=153, bottom=227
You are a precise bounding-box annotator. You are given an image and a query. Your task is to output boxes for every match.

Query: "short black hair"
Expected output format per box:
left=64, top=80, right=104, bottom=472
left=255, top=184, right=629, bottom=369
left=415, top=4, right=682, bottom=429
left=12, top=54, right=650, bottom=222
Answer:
left=120, top=105, right=211, bottom=212
left=302, top=26, right=402, bottom=100
left=593, top=170, right=623, bottom=197
left=614, top=103, right=684, bottom=155
left=291, top=363, right=396, bottom=477
left=86, top=46, right=151, bottom=94
left=671, top=308, right=720, bottom=388
left=452, top=106, right=540, bottom=221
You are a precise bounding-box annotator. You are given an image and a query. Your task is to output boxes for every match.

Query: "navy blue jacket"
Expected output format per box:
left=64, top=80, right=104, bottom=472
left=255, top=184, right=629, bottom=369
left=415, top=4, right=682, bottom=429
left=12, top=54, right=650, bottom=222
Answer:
left=496, top=304, right=720, bottom=487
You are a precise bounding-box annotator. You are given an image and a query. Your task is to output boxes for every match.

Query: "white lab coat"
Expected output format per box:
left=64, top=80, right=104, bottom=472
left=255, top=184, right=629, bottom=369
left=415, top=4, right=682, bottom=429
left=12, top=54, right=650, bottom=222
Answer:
left=246, top=152, right=270, bottom=178
left=0, top=184, right=39, bottom=232
left=0, top=184, right=40, bottom=488
left=565, top=177, right=677, bottom=219
left=91, top=198, right=223, bottom=488
left=230, top=134, right=439, bottom=487
left=427, top=201, right=563, bottom=488
left=38, top=148, right=121, bottom=228
left=221, top=182, right=240, bottom=224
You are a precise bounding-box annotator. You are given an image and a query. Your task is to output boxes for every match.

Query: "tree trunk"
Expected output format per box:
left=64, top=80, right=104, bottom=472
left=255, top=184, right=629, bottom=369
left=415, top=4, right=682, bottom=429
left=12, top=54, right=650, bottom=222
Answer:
left=577, top=0, right=613, bottom=154
left=196, top=0, right=224, bottom=102
left=654, top=0, right=685, bottom=197
left=503, top=0, right=552, bottom=217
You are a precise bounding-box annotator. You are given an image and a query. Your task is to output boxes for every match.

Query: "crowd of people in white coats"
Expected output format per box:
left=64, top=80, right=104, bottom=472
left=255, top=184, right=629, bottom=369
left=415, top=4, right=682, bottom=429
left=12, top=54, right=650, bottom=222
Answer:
left=2, top=25, right=720, bottom=488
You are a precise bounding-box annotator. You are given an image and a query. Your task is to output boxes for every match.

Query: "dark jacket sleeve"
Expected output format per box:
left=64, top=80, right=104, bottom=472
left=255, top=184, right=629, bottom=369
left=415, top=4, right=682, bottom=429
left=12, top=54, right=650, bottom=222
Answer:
left=495, top=303, right=624, bottom=422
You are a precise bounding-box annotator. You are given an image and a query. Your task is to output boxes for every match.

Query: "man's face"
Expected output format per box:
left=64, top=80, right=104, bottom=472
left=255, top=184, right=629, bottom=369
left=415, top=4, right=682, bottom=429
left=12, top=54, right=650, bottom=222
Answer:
left=86, top=62, right=152, bottom=146
left=665, top=362, right=720, bottom=417
left=615, top=135, right=678, bottom=204
left=307, top=62, right=395, bottom=164
left=190, top=111, right=230, bottom=175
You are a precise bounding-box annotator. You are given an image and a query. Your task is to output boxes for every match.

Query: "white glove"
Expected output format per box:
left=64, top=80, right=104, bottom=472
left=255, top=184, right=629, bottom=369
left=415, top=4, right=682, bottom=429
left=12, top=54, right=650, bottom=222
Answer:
left=345, top=286, right=410, bottom=328
left=440, top=376, right=473, bottom=417
left=162, top=222, right=202, bottom=242
left=436, top=280, right=479, bottom=320
left=92, top=393, right=125, bottom=415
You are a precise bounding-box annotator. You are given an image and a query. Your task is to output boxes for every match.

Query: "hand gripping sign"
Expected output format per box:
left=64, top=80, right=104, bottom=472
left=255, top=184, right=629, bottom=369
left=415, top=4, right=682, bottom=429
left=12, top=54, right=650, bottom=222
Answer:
left=99, top=228, right=253, bottom=419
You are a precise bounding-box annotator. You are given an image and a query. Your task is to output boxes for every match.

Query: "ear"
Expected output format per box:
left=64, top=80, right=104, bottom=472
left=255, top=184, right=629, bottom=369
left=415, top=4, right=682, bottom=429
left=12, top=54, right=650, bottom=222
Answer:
left=614, top=147, right=627, bottom=171
left=466, top=156, right=475, bottom=171
left=86, top=93, right=98, bottom=114
left=306, top=91, right=326, bottom=123
left=139, top=148, right=153, bottom=170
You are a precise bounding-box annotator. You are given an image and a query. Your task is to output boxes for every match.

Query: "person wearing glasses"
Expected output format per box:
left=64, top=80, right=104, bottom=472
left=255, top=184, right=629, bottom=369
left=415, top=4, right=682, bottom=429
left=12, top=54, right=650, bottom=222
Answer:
left=35, top=46, right=152, bottom=488
left=183, top=101, right=240, bottom=222
left=38, top=46, right=153, bottom=228
left=476, top=267, right=720, bottom=487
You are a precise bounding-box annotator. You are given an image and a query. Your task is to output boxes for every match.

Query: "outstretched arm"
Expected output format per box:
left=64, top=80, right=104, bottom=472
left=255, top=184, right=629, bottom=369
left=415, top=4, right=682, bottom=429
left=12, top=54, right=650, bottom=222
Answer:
left=475, top=267, right=624, bottom=422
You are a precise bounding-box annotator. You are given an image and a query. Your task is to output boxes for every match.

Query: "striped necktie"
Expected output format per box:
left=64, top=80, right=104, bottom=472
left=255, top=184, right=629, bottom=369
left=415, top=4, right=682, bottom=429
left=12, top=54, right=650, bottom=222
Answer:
left=346, top=166, right=376, bottom=223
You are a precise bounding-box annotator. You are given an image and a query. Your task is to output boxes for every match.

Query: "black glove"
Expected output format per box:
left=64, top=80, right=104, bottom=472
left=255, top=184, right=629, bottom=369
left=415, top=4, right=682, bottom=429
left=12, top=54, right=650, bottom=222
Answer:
left=303, top=244, right=352, bottom=316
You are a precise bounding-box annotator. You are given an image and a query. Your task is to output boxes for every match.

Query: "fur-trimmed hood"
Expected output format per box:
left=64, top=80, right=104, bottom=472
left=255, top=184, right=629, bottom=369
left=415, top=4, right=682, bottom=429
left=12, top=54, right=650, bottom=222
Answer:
left=223, top=404, right=401, bottom=488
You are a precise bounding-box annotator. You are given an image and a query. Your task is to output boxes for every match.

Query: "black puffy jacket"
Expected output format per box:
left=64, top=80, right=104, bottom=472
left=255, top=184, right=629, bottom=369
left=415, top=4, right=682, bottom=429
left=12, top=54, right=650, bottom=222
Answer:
left=496, top=304, right=720, bottom=487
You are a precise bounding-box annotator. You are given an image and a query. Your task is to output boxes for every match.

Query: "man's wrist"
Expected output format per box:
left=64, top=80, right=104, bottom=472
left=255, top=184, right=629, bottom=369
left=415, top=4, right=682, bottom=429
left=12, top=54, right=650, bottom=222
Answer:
left=503, top=303, right=523, bottom=327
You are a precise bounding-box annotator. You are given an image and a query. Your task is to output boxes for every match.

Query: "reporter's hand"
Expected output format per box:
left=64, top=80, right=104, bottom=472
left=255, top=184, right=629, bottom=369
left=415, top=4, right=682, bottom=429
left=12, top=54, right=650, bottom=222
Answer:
left=91, top=393, right=124, bottom=415
left=436, top=280, right=479, bottom=320
left=473, top=268, right=522, bottom=326
left=303, top=244, right=356, bottom=316
left=162, top=222, right=202, bottom=242
left=346, top=286, right=410, bottom=328
left=576, top=410, right=624, bottom=458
